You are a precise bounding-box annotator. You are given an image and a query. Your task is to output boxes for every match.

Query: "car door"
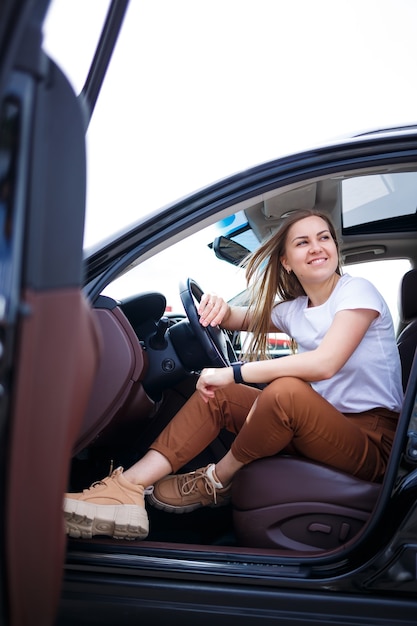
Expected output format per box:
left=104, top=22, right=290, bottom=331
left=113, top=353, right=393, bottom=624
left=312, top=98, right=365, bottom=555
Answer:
left=0, top=2, right=100, bottom=625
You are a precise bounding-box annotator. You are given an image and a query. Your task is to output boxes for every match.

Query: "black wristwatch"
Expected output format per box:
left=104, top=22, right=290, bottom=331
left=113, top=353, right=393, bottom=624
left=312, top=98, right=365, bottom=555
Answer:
left=231, top=361, right=245, bottom=384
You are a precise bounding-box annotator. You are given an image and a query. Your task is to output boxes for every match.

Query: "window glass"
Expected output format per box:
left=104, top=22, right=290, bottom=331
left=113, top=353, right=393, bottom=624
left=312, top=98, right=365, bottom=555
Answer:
left=345, top=258, right=411, bottom=326
left=342, top=172, right=417, bottom=228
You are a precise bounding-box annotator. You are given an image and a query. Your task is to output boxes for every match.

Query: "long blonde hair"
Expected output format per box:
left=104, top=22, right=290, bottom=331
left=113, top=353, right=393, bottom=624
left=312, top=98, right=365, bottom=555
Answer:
left=242, top=209, right=342, bottom=360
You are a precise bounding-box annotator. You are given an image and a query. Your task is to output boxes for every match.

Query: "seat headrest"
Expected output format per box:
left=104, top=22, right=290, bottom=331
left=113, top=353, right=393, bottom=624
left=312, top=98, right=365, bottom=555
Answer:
left=399, top=269, right=417, bottom=323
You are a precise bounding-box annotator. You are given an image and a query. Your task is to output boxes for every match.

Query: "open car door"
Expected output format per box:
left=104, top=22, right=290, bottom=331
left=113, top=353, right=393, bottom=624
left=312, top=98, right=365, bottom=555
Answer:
left=0, top=1, right=101, bottom=624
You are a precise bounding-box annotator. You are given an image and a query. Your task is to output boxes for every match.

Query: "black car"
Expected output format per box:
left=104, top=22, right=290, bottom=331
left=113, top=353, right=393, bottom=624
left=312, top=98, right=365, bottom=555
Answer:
left=2, top=2, right=417, bottom=625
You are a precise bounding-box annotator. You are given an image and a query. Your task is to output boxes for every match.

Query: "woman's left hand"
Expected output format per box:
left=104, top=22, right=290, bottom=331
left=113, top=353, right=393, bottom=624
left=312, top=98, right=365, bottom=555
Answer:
left=196, top=367, right=234, bottom=403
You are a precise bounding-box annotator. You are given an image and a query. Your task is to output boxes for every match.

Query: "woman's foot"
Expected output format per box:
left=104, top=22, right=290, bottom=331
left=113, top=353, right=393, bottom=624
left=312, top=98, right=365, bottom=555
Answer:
left=147, top=464, right=232, bottom=513
left=63, top=467, right=149, bottom=540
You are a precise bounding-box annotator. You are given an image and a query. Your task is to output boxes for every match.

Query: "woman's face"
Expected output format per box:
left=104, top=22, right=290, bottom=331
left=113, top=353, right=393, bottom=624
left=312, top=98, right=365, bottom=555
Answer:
left=281, top=215, right=339, bottom=287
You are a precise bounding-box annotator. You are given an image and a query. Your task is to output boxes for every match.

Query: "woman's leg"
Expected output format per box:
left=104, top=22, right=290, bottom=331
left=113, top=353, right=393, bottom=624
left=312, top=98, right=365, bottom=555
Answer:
left=119, top=382, right=261, bottom=487
left=149, top=382, right=260, bottom=473
left=230, top=377, right=396, bottom=481
left=64, top=374, right=397, bottom=536
left=63, top=383, right=260, bottom=537
left=147, top=376, right=397, bottom=513
left=133, top=383, right=261, bottom=513
left=123, top=449, right=172, bottom=487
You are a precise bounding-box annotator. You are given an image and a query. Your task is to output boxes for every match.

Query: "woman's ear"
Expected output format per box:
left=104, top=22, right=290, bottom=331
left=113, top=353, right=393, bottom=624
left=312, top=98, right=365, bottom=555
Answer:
left=280, top=257, right=290, bottom=274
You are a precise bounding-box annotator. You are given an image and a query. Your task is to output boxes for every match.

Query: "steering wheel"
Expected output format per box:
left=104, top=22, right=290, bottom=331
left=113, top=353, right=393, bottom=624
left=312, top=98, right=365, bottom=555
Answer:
left=179, top=278, right=238, bottom=368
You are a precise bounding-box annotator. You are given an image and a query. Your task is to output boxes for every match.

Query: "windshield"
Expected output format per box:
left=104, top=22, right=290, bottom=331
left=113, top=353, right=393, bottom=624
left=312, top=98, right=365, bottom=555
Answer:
left=103, top=221, right=248, bottom=313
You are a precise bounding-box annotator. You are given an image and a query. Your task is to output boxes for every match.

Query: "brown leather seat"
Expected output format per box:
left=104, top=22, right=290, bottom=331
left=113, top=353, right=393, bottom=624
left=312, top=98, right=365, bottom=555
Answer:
left=232, top=456, right=381, bottom=551
left=232, top=270, right=417, bottom=551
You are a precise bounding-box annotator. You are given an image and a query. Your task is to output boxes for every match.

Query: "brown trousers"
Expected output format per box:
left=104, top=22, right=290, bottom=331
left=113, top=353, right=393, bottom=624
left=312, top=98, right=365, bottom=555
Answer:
left=150, top=377, right=399, bottom=482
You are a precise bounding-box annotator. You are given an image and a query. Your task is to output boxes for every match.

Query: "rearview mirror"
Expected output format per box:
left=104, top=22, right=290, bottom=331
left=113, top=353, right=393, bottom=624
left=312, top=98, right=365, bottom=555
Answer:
left=212, top=236, right=250, bottom=266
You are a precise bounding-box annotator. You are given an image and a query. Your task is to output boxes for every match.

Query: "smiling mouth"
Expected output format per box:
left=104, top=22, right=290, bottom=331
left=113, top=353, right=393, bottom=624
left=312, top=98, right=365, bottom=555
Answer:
left=308, top=257, right=327, bottom=265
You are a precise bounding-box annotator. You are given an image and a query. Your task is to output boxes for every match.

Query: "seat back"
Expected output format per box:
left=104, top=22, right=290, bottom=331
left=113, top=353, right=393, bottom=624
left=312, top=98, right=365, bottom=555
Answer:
left=397, top=269, right=417, bottom=390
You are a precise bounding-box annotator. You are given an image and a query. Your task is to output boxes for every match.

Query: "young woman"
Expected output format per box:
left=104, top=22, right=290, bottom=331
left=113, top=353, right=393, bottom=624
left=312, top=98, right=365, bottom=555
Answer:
left=64, top=209, right=403, bottom=540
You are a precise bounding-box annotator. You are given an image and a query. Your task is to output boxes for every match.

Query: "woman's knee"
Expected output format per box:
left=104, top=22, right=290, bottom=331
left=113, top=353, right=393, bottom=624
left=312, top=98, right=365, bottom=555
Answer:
left=259, top=377, right=309, bottom=406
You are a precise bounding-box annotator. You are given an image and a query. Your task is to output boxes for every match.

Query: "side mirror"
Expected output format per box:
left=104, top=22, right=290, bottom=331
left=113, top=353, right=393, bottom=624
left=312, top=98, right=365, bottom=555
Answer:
left=212, top=236, right=250, bottom=266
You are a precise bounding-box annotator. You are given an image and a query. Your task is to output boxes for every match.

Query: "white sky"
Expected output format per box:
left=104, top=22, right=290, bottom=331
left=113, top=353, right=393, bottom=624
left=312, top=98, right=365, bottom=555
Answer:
left=43, top=0, right=417, bottom=249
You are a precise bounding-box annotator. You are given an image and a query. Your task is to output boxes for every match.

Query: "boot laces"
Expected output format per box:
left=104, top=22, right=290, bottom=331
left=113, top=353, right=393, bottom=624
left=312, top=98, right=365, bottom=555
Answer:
left=178, top=469, right=218, bottom=504
left=85, top=463, right=120, bottom=492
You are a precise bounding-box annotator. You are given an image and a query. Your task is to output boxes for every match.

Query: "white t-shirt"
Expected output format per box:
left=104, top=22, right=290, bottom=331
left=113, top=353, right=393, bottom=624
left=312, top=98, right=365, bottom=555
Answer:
left=271, top=274, right=403, bottom=413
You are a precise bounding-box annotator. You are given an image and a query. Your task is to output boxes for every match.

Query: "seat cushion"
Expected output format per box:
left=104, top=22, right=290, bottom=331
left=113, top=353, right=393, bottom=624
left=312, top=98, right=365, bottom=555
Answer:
left=232, top=456, right=381, bottom=550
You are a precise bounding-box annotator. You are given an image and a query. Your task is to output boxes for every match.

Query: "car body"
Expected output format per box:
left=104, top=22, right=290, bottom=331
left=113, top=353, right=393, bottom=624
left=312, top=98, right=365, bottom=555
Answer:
left=2, top=2, right=417, bottom=625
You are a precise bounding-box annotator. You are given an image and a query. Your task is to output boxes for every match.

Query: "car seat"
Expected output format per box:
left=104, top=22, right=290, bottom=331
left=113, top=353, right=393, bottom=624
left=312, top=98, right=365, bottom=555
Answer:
left=397, top=269, right=417, bottom=391
left=232, top=269, right=417, bottom=551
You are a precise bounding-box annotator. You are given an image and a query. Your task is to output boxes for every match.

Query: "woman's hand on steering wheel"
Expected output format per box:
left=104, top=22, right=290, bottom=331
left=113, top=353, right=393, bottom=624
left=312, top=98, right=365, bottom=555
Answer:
left=198, top=293, right=230, bottom=328
left=180, top=278, right=237, bottom=367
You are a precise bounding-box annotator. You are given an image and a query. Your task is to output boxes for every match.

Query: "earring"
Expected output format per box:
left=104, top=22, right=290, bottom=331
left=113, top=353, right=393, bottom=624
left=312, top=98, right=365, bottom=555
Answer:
left=286, top=268, right=291, bottom=275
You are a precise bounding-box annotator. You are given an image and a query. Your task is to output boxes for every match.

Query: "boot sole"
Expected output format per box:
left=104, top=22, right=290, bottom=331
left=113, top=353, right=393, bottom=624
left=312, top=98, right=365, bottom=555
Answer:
left=147, top=491, right=231, bottom=514
left=64, top=499, right=149, bottom=540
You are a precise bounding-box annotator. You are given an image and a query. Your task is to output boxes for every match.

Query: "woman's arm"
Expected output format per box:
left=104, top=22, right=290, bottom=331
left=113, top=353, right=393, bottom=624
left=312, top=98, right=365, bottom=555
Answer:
left=196, top=308, right=377, bottom=401
left=198, top=293, right=279, bottom=332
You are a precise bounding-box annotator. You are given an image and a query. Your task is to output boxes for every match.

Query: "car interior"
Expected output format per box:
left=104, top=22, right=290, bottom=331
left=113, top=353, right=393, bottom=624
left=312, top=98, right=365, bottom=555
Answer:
left=4, top=4, right=417, bottom=625
left=67, top=166, right=417, bottom=556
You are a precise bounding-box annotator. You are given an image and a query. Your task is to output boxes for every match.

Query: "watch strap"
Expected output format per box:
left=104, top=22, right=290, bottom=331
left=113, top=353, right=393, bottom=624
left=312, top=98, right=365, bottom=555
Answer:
left=231, top=361, right=245, bottom=384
